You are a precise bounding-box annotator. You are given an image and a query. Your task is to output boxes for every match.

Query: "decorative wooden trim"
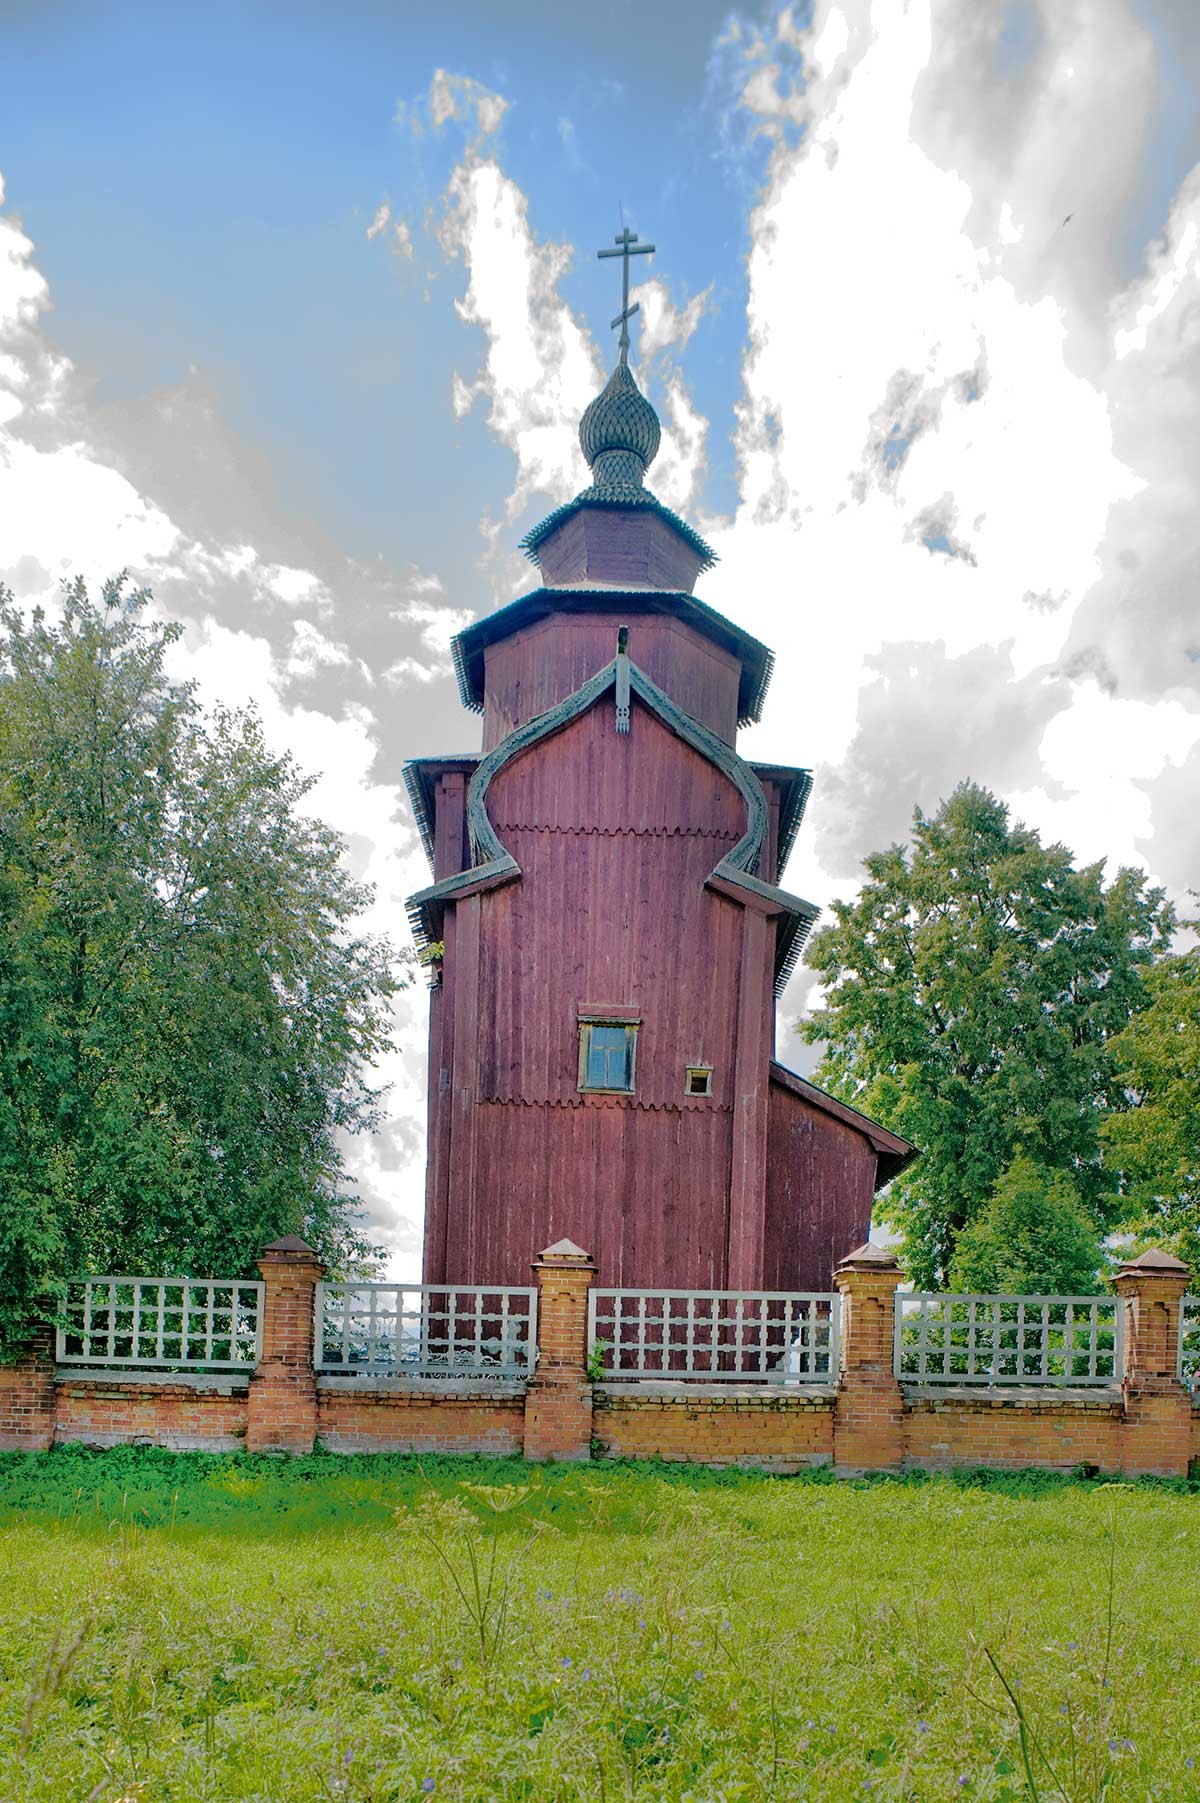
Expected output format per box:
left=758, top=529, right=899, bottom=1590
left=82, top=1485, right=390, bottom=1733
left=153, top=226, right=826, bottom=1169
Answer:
left=577, top=1005, right=641, bottom=1023
left=405, top=651, right=818, bottom=958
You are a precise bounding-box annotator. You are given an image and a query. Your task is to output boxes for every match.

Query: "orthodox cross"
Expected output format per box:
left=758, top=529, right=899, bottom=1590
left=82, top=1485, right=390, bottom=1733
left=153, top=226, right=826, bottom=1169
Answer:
left=598, top=227, right=655, bottom=363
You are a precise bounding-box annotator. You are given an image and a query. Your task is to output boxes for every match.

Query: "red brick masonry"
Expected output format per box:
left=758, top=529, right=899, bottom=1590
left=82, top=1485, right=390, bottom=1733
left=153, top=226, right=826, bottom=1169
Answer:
left=1, top=1242, right=1195, bottom=1477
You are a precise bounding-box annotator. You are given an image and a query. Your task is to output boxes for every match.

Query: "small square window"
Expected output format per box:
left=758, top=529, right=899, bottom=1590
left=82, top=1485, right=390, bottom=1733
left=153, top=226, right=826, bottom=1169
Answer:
left=685, top=1066, right=713, bottom=1098
left=579, top=1021, right=637, bottom=1093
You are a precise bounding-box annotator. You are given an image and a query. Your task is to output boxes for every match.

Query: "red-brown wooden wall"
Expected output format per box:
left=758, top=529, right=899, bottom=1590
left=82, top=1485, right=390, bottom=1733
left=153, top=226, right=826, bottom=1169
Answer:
left=422, top=605, right=899, bottom=1295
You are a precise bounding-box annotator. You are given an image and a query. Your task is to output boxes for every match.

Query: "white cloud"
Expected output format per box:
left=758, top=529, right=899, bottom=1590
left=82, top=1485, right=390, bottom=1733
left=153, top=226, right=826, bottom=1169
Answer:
left=425, top=68, right=508, bottom=148
left=439, top=155, right=601, bottom=528
left=366, top=198, right=415, bottom=259
left=697, top=0, right=1200, bottom=961
left=287, top=618, right=353, bottom=680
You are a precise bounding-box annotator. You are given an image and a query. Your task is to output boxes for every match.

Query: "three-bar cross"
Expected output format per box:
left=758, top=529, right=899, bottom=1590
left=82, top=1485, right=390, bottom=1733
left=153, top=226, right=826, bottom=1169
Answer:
left=598, top=227, right=656, bottom=364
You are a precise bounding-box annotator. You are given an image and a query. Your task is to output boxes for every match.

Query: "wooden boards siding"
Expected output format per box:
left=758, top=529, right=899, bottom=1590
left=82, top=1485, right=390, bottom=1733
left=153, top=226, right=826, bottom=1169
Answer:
left=482, top=612, right=742, bottom=750
left=534, top=507, right=706, bottom=594
left=763, top=1076, right=876, bottom=1291
left=438, top=694, right=747, bottom=1289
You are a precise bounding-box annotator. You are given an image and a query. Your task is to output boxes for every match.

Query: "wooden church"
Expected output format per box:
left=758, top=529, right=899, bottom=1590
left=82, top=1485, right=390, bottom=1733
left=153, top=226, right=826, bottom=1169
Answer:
left=405, top=232, right=914, bottom=1294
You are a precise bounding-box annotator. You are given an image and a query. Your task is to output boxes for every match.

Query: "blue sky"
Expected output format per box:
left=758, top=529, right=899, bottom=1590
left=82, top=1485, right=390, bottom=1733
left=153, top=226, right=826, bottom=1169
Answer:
left=3, top=0, right=1200, bottom=1266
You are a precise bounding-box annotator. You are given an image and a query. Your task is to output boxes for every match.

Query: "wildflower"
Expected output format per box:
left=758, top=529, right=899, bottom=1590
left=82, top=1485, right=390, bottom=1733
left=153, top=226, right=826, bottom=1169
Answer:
left=1123, top=1740, right=1134, bottom=1752
left=958, top=1778, right=969, bottom=1789
left=1186, top=1757, right=1195, bottom=1769
left=1067, top=1641, right=1078, bottom=1651
left=721, top=1619, right=731, bottom=1633
left=561, top=1657, right=572, bottom=1668
left=581, top=1668, right=592, bottom=1680
left=422, top=1781, right=436, bottom=1795
left=1108, top=1740, right=1120, bottom=1753
left=917, top=1722, right=930, bottom=1735
left=1060, top=1704, right=1069, bottom=1715
left=694, top=1670, right=705, bottom=1682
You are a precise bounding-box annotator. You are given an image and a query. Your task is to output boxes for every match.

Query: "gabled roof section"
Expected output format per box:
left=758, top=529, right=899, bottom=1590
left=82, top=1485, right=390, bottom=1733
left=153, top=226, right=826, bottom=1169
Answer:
left=452, top=586, right=775, bottom=728
left=749, top=762, right=814, bottom=881
left=403, top=755, right=480, bottom=874
left=769, top=1061, right=919, bottom=1189
left=520, top=492, right=716, bottom=572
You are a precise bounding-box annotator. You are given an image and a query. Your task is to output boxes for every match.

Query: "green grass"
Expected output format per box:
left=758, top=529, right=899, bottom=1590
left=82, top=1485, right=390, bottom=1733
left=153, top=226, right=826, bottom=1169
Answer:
left=0, top=1448, right=1197, bottom=1800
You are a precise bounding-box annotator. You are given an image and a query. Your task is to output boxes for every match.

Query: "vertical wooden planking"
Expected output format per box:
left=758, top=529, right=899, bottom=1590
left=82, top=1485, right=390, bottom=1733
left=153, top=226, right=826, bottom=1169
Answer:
left=483, top=612, right=742, bottom=749
left=763, top=1081, right=876, bottom=1290
left=423, top=772, right=466, bottom=1284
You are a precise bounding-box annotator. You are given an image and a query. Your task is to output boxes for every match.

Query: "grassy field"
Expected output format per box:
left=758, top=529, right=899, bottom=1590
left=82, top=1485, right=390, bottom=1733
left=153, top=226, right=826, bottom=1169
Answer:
left=0, top=1449, right=1197, bottom=1801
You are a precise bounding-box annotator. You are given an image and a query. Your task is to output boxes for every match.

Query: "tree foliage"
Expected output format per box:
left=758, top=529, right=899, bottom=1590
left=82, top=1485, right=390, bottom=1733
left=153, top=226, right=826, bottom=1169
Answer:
left=1101, top=947, right=1200, bottom=1269
left=800, top=783, right=1173, bottom=1287
left=947, top=1153, right=1104, bottom=1295
left=0, top=575, right=404, bottom=1355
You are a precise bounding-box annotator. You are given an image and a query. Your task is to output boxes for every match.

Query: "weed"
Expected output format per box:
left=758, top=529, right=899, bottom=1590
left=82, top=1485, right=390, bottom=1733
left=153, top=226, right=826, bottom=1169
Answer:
left=0, top=1448, right=1195, bottom=1799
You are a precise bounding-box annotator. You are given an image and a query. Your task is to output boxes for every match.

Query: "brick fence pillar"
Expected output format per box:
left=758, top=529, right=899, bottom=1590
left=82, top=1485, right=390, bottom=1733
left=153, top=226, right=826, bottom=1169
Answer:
left=833, top=1243, right=906, bottom=1475
left=523, top=1239, right=596, bottom=1462
left=1116, top=1247, right=1192, bottom=1478
left=0, top=1325, right=56, bottom=1451
left=246, top=1235, right=324, bottom=1455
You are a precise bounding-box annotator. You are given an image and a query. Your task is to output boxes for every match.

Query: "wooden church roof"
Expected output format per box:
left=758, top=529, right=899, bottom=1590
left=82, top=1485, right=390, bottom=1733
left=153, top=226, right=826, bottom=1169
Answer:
left=452, top=586, right=776, bottom=728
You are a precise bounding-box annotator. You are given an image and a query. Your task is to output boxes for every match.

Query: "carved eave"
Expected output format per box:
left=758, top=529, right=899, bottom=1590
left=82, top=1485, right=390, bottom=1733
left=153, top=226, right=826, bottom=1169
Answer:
left=403, top=755, right=480, bottom=873
left=521, top=492, right=716, bottom=575
left=452, top=587, right=775, bottom=728
left=750, top=763, right=814, bottom=880
left=406, top=652, right=818, bottom=991
left=769, top=1062, right=919, bottom=1189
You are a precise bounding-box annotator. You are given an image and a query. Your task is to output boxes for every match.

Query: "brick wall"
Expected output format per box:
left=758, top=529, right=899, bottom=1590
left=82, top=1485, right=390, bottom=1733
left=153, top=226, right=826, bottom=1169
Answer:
left=317, top=1380, right=525, bottom=1455
left=55, top=1374, right=249, bottom=1452
left=903, top=1388, right=1123, bottom=1473
left=593, top=1383, right=835, bottom=1471
left=0, top=1331, right=55, bottom=1450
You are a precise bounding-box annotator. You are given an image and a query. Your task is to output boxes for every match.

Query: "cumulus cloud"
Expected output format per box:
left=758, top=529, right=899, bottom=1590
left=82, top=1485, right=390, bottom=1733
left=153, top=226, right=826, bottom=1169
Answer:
left=396, top=68, right=508, bottom=151
left=440, top=155, right=601, bottom=529
left=691, top=0, right=1200, bottom=971
left=366, top=198, right=415, bottom=258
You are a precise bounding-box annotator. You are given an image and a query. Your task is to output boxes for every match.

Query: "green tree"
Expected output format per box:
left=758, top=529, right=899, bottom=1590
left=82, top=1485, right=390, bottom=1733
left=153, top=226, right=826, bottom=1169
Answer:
left=0, top=575, right=404, bottom=1355
left=800, top=783, right=1173, bottom=1287
left=947, top=1152, right=1103, bottom=1294
left=1101, top=947, right=1200, bottom=1269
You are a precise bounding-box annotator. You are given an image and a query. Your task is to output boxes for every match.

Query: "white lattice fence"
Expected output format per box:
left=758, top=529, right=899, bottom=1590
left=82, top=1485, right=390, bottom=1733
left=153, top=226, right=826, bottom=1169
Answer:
left=57, top=1278, right=264, bottom=1369
left=316, top=1284, right=537, bottom=1379
left=1180, top=1294, right=1200, bottom=1393
left=895, top=1293, right=1122, bottom=1386
left=587, top=1290, right=841, bottom=1383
